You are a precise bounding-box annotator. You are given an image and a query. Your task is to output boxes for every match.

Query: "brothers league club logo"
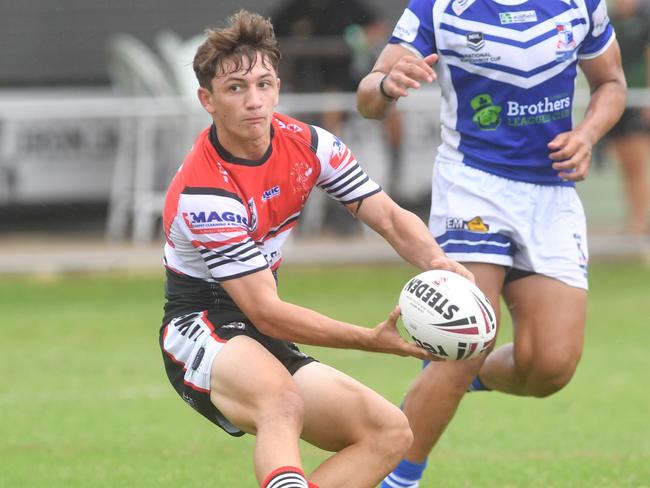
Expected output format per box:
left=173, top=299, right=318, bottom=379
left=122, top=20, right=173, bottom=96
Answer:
left=471, top=94, right=502, bottom=130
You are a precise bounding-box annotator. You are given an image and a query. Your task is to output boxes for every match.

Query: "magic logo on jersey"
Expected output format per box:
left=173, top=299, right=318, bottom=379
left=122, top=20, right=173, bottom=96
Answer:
left=182, top=210, right=250, bottom=233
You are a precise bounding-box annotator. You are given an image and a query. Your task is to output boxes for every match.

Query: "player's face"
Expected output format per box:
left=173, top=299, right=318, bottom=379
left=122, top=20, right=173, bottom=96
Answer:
left=199, top=53, right=279, bottom=155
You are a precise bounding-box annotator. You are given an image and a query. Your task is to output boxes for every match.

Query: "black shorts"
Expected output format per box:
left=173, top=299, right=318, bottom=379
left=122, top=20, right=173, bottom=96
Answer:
left=608, top=108, right=650, bottom=138
left=159, top=309, right=317, bottom=436
left=505, top=267, right=536, bottom=284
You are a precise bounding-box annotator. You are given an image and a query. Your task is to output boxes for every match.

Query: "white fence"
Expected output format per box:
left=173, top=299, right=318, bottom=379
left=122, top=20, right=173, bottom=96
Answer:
left=0, top=88, right=648, bottom=243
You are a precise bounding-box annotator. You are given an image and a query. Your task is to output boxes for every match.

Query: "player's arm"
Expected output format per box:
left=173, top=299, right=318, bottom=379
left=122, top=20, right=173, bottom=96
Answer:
left=347, top=191, right=473, bottom=282
left=549, top=40, right=627, bottom=181
left=218, top=268, right=432, bottom=360
left=356, top=43, right=437, bottom=120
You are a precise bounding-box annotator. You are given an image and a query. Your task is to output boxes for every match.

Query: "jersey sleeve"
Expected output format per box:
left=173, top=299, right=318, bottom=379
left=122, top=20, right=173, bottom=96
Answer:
left=174, top=188, right=269, bottom=281
left=578, top=0, right=615, bottom=59
left=388, top=0, right=436, bottom=56
left=312, top=126, right=381, bottom=204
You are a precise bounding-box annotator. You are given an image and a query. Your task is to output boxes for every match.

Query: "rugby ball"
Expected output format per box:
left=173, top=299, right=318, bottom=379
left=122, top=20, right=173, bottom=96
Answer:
left=399, top=270, right=496, bottom=360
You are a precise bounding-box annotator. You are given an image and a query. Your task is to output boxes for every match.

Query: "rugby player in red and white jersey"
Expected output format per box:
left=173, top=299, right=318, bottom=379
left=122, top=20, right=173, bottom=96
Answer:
left=158, top=10, right=471, bottom=488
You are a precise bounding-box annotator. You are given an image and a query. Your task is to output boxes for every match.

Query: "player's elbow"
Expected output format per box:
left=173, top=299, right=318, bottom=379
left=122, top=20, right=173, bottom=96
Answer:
left=247, top=311, right=276, bottom=336
left=245, top=298, right=288, bottom=337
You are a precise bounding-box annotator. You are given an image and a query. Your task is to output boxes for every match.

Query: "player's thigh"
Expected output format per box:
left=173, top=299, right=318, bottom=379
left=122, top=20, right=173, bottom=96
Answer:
left=209, top=335, right=302, bottom=435
left=464, top=262, right=505, bottom=322
left=503, top=274, right=586, bottom=368
left=292, top=362, right=407, bottom=452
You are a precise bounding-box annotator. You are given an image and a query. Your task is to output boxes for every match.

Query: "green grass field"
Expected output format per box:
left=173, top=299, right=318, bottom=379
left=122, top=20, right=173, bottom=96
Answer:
left=1, top=262, right=649, bottom=487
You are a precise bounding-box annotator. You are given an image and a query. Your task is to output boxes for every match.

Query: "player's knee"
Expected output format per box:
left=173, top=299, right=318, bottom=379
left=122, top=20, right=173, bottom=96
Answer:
left=373, top=408, right=413, bottom=463
left=526, top=360, right=579, bottom=398
left=258, top=388, right=305, bottom=429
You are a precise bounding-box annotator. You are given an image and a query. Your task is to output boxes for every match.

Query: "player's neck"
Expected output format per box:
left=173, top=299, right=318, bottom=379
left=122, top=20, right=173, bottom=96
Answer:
left=213, top=127, right=271, bottom=161
left=222, top=138, right=270, bottom=161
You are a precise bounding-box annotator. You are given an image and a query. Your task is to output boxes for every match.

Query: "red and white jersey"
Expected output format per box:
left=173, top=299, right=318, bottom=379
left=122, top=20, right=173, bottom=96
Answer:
left=163, top=112, right=381, bottom=282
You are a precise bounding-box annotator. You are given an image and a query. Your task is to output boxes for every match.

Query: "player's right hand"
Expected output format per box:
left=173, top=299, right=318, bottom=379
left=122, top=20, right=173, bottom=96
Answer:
left=382, top=53, right=438, bottom=99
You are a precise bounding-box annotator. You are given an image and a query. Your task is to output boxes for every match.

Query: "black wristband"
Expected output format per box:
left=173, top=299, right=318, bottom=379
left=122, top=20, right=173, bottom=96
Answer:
left=379, top=75, right=396, bottom=102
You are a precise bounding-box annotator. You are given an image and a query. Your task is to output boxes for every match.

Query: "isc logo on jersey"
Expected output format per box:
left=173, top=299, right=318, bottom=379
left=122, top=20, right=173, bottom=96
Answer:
left=182, top=211, right=250, bottom=233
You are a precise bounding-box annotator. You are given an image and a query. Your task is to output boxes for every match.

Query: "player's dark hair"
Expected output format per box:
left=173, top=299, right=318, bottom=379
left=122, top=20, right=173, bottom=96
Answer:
left=193, top=10, right=281, bottom=89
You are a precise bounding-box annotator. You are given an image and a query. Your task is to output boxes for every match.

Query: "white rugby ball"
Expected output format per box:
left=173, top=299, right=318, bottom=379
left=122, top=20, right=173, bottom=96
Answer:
left=399, top=269, right=497, bottom=360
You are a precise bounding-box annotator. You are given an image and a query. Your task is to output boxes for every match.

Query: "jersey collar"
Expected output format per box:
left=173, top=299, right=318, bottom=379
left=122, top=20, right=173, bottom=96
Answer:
left=209, top=124, right=274, bottom=167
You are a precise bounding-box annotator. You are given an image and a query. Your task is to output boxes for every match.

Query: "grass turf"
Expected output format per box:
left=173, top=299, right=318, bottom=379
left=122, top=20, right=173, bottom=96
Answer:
left=0, top=262, right=648, bottom=487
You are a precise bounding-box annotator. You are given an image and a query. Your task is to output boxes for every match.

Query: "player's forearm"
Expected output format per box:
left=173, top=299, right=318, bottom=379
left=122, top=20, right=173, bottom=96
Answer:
left=357, top=71, right=396, bottom=120
left=250, top=298, right=378, bottom=350
left=577, top=77, right=627, bottom=144
left=374, top=206, right=444, bottom=271
left=220, top=270, right=388, bottom=352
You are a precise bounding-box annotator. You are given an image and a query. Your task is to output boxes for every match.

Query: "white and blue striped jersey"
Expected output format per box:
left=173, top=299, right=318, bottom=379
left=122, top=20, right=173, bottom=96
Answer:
left=389, top=0, right=615, bottom=185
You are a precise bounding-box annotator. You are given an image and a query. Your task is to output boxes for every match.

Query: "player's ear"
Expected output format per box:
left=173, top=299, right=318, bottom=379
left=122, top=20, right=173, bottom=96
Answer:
left=197, top=86, right=216, bottom=114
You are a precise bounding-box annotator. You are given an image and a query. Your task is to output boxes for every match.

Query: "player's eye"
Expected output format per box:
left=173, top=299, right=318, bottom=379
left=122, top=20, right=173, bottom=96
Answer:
left=228, top=84, right=242, bottom=92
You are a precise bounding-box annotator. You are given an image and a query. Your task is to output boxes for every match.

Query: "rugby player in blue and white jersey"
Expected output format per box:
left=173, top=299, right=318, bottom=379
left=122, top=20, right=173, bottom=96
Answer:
left=357, top=1, right=626, bottom=486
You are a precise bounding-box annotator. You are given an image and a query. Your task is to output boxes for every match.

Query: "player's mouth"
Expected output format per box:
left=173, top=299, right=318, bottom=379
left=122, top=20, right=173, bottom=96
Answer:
left=244, top=116, right=266, bottom=124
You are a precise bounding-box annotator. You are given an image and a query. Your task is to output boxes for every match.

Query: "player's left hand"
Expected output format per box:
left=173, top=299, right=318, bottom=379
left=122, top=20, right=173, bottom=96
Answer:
left=371, top=306, right=436, bottom=361
left=548, top=129, right=595, bottom=182
left=429, top=256, right=475, bottom=284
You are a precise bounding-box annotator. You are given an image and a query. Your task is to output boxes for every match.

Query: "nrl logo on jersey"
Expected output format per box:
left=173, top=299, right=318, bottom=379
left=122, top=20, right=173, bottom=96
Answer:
left=466, top=32, right=485, bottom=51
left=461, top=33, right=501, bottom=64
